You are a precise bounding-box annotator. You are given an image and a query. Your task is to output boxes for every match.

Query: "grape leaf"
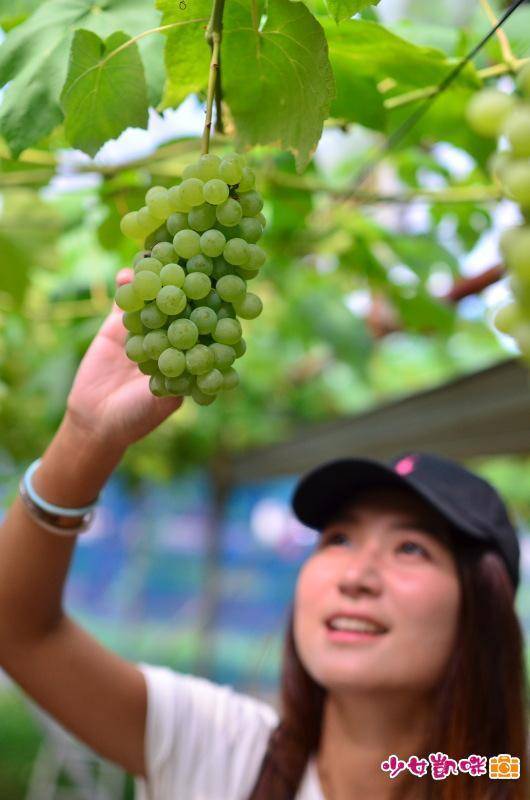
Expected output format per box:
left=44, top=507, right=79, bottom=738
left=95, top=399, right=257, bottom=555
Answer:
left=0, top=0, right=163, bottom=157
left=324, top=19, right=479, bottom=132
left=222, top=0, right=335, bottom=172
left=61, top=30, right=149, bottom=157
left=0, top=0, right=40, bottom=31
left=326, top=0, right=380, bottom=24
left=155, top=0, right=211, bottom=109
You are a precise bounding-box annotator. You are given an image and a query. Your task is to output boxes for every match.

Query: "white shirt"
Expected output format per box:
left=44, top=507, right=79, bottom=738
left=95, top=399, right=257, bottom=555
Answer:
left=135, top=663, right=324, bottom=800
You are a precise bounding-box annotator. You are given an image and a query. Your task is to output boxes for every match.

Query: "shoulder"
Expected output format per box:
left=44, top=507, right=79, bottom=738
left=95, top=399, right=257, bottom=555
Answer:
left=137, top=662, right=280, bottom=797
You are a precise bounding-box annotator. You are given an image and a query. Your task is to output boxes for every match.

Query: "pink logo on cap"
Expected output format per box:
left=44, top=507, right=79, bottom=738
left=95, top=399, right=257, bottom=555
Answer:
left=395, top=455, right=418, bottom=476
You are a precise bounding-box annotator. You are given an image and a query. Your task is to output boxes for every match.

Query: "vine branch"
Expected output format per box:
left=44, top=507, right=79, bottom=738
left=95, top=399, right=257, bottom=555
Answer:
left=202, top=0, right=226, bottom=154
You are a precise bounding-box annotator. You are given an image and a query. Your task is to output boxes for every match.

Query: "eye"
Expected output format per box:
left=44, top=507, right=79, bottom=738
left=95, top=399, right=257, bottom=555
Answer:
left=398, top=540, right=428, bottom=557
left=321, top=531, right=348, bottom=547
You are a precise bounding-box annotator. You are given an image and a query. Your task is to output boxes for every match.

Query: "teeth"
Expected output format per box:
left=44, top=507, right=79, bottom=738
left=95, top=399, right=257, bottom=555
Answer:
left=328, top=617, right=385, bottom=633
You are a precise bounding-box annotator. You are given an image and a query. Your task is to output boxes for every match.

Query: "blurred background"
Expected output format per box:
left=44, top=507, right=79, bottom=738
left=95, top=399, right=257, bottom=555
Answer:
left=1, top=0, right=530, bottom=796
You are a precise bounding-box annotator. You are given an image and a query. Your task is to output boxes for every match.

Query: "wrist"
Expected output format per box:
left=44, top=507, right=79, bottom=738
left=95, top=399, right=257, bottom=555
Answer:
left=31, top=414, right=126, bottom=510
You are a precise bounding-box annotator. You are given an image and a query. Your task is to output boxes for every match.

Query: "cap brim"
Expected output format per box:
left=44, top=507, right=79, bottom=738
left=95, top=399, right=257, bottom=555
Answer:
left=292, top=457, right=447, bottom=532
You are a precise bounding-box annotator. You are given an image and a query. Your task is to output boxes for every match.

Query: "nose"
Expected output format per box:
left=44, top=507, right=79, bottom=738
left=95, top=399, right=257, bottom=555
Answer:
left=338, top=541, right=383, bottom=596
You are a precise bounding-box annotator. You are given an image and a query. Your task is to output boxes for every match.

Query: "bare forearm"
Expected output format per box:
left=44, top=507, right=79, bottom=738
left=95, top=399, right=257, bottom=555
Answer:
left=0, top=414, right=126, bottom=642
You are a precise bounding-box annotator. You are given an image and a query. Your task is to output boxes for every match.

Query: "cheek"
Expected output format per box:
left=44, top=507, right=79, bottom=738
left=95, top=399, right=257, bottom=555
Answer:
left=294, top=556, right=331, bottom=639
left=393, top=571, right=461, bottom=656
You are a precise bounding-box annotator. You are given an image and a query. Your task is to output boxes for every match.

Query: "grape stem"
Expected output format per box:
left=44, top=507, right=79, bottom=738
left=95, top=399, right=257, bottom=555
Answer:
left=478, top=0, right=518, bottom=71
left=202, top=0, right=226, bottom=155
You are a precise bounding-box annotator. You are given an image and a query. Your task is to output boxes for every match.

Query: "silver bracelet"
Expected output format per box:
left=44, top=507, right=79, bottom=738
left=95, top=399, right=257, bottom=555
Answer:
left=18, top=460, right=98, bottom=537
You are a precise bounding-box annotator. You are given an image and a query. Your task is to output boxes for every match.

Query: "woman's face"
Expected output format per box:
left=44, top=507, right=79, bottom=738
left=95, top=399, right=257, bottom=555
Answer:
left=293, top=486, right=462, bottom=696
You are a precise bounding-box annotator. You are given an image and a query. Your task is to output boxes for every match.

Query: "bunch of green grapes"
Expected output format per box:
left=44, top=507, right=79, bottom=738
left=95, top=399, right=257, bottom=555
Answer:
left=115, top=152, right=266, bottom=405
left=466, top=64, right=530, bottom=362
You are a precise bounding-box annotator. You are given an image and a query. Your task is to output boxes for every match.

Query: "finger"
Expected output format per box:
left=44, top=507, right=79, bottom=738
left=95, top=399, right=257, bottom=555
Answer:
left=116, top=268, right=134, bottom=286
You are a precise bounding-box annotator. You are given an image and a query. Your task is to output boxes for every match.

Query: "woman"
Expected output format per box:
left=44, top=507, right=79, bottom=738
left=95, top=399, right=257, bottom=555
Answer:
left=0, top=269, right=528, bottom=800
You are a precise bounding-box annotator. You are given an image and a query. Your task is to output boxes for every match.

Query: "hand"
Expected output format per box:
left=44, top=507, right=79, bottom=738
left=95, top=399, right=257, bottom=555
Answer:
left=66, top=269, right=183, bottom=451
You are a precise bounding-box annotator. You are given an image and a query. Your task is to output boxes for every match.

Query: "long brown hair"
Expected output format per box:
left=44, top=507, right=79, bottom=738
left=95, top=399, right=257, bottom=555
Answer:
left=247, top=536, right=529, bottom=799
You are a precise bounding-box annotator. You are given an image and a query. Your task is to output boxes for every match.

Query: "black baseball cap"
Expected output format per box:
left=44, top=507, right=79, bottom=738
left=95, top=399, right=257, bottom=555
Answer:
left=291, top=451, right=520, bottom=591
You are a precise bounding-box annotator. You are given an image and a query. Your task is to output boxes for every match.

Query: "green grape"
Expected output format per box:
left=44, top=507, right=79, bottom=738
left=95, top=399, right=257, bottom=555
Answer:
left=502, top=161, right=530, bottom=207
left=187, top=254, right=213, bottom=276
left=133, top=250, right=150, bottom=267
left=197, top=154, right=221, bottom=181
left=173, top=229, right=201, bottom=259
left=169, top=302, right=192, bottom=320
left=133, top=270, right=162, bottom=301
left=221, top=367, right=239, bottom=390
left=167, top=212, right=189, bottom=237
left=220, top=159, right=243, bottom=185
left=224, top=238, right=250, bottom=266
left=146, top=186, right=171, bottom=219
left=168, top=318, right=199, bottom=349
left=188, top=203, right=217, bottom=232
left=191, top=386, right=217, bottom=405
left=190, top=306, right=217, bottom=334
left=216, top=198, right=243, bottom=226
left=158, top=347, right=186, bottom=378
left=500, top=226, right=530, bottom=276
left=232, top=338, right=246, bottom=358
left=200, top=229, right=226, bottom=257
left=160, top=263, right=186, bottom=287
left=466, top=89, right=515, bottom=138
left=203, top=179, right=229, bottom=205
left=209, top=342, right=236, bottom=371
left=182, top=163, right=201, bottom=180
left=212, top=257, right=232, bottom=280
left=186, top=344, right=215, bottom=375
left=217, top=303, right=236, bottom=320
left=493, top=301, right=521, bottom=334
left=204, top=289, right=223, bottom=312
left=151, top=242, right=177, bottom=265
left=239, top=217, right=263, bottom=243
left=183, top=272, right=211, bottom=300
left=165, top=373, right=194, bottom=395
left=141, top=301, right=168, bottom=329
left=488, top=150, right=512, bottom=182
left=168, top=185, right=193, bottom=213
left=120, top=211, right=143, bottom=240
left=156, top=285, right=187, bottom=315
left=237, top=167, right=255, bottom=192
left=197, top=368, right=224, bottom=395
left=137, top=206, right=161, bottom=233
left=134, top=257, right=163, bottom=275
left=517, top=63, right=530, bottom=98
left=150, top=372, right=170, bottom=397
left=233, top=292, right=263, bottom=319
left=144, top=330, right=171, bottom=359
left=257, top=212, right=266, bottom=228
left=125, top=335, right=148, bottom=363
left=503, top=106, right=530, bottom=157
left=238, top=191, right=263, bottom=216
left=145, top=225, right=172, bottom=249
left=224, top=152, right=246, bottom=168
left=216, top=274, right=247, bottom=303
left=221, top=224, right=242, bottom=240
left=123, top=310, right=146, bottom=334
left=247, top=244, right=266, bottom=269
left=213, top=317, right=242, bottom=345
left=180, top=178, right=205, bottom=207
left=139, top=359, right=159, bottom=376
left=234, top=266, right=260, bottom=281
left=115, top=284, right=144, bottom=312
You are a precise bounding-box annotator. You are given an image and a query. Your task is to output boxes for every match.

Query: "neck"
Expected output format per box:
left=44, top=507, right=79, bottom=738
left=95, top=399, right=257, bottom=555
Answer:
left=316, top=689, right=434, bottom=800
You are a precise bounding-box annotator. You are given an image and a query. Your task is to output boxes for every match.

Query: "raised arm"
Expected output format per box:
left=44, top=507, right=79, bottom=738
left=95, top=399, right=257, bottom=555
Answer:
left=0, top=269, right=183, bottom=778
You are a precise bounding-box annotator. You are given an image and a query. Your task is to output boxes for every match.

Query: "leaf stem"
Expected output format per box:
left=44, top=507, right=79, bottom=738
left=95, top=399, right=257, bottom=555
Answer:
left=202, top=0, right=226, bottom=154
